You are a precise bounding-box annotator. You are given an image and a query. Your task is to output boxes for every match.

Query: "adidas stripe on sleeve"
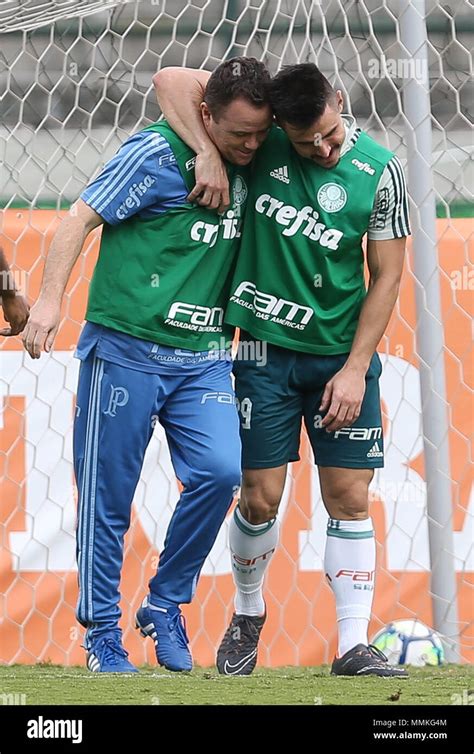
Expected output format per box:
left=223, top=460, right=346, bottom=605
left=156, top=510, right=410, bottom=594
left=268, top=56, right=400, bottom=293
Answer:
left=81, top=130, right=180, bottom=225
left=368, top=155, right=411, bottom=241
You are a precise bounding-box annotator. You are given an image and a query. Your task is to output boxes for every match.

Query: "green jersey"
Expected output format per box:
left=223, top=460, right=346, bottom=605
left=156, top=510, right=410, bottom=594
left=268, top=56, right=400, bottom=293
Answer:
left=225, top=125, right=393, bottom=355
left=86, top=121, right=249, bottom=351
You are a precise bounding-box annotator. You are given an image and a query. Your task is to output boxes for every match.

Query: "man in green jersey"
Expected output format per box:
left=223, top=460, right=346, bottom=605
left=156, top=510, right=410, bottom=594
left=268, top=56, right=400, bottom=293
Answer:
left=155, top=62, right=410, bottom=677
left=22, top=58, right=272, bottom=674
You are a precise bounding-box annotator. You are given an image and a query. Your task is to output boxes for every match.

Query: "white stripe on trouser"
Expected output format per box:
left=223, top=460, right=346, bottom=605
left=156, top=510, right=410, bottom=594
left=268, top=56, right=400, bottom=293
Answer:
left=87, top=358, right=104, bottom=619
left=78, top=356, right=99, bottom=619
left=78, top=357, right=104, bottom=622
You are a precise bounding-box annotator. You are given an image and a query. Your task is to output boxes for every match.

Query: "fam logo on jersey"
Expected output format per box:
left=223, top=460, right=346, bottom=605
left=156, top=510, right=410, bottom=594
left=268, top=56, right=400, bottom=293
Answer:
left=230, top=280, right=314, bottom=331
left=232, top=174, right=248, bottom=206
left=165, top=302, right=224, bottom=333
left=317, top=182, right=347, bottom=213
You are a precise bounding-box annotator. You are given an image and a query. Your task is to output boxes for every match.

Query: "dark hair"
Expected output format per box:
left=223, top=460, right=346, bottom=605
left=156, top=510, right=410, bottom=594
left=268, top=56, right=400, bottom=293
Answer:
left=204, top=57, right=271, bottom=120
left=268, top=63, right=336, bottom=129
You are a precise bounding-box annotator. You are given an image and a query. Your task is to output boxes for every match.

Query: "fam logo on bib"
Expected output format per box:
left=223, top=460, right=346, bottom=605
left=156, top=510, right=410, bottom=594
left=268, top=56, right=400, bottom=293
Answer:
left=317, top=183, right=347, bottom=213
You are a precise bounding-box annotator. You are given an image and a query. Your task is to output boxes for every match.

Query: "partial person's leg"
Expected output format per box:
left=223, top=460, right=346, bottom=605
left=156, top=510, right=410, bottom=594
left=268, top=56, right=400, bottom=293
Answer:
left=74, top=353, right=156, bottom=667
left=304, top=352, right=407, bottom=676
left=304, top=352, right=383, bottom=657
left=318, top=465, right=375, bottom=656
left=216, top=466, right=287, bottom=675
left=136, top=356, right=241, bottom=672
left=217, top=335, right=302, bottom=674
left=230, top=466, right=286, bottom=616
left=148, top=357, right=241, bottom=606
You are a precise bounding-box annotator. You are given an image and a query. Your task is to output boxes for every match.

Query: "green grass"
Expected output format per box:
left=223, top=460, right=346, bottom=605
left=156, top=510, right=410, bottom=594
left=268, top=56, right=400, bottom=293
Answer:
left=0, top=664, right=472, bottom=706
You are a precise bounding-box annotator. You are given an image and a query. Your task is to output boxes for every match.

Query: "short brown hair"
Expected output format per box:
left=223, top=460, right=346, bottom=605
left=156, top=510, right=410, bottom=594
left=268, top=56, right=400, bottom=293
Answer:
left=204, top=57, right=271, bottom=120
left=269, top=64, right=336, bottom=129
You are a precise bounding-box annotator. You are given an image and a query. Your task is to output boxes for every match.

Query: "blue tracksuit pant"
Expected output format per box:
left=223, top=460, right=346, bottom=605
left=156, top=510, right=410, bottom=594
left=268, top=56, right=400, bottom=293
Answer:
left=73, top=324, right=241, bottom=648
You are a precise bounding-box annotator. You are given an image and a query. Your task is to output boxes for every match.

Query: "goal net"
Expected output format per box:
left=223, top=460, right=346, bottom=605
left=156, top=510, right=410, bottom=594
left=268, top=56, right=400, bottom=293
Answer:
left=1, top=0, right=472, bottom=667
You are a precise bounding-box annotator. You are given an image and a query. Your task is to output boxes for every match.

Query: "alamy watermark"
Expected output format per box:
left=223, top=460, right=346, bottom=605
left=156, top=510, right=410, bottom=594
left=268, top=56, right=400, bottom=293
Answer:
left=27, top=716, right=82, bottom=744
left=374, top=479, right=426, bottom=508
left=451, top=689, right=474, bottom=705
left=368, top=55, right=428, bottom=83
left=0, top=691, right=27, bottom=705
left=450, top=265, right=474, bottom=290
left=0, top=269, right=27, bottom=297
left=206, top=337, right=268, bottom=367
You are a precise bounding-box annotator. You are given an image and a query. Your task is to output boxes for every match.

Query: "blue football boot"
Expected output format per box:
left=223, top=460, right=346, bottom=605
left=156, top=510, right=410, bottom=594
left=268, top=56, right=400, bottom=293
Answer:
left=86, top=632, right=138, bottom=673
left=135, top=598, right=192, bottom=672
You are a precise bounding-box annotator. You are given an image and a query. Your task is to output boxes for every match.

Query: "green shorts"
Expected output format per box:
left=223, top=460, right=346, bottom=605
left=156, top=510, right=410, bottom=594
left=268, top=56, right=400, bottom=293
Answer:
left=233, top=334, right=384, bottom=470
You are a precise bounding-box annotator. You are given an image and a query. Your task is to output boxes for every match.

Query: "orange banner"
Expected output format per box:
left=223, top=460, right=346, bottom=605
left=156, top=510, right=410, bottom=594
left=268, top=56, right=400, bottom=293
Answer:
left=1, top=210, right=472, bottom=666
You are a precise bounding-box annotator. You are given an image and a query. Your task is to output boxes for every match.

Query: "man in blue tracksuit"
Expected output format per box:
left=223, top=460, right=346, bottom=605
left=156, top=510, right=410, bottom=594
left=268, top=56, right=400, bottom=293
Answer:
left=22, top=58, right=272, bottom=672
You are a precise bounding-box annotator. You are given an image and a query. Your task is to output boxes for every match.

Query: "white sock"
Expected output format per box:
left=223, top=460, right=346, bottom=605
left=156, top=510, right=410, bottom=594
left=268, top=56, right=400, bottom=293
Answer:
left=324, top=517, right=376, bottom=657
left=229, top=505, right=279, bottom=617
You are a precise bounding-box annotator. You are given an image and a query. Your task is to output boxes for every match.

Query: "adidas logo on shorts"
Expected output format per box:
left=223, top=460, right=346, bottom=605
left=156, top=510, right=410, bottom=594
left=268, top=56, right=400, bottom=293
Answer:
left=270, top=165, right=290, bottom=183
left=367, top=441, right=383, bottom=458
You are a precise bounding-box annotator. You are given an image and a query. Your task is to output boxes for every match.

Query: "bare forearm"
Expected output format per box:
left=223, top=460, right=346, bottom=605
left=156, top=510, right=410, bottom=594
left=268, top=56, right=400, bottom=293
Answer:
left=22, top=201, right=102, bottom=357
left=153, top=67, right=214, bottom=153
left=321, top=236, right=405, bottom=430
left=40, top=215, right=93, bottom=303
left=346, top=277, right=400, bottom=373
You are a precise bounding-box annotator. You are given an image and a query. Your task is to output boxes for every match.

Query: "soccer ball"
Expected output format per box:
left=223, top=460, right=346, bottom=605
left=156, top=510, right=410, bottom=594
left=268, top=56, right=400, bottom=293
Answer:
left=371, top=619, right=445, bottom=666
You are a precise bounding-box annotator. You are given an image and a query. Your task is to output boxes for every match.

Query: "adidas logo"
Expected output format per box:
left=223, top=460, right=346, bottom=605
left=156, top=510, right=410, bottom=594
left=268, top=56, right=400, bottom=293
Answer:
left=367, top=441, right=383, bottom=458
left=270, top=165, right=290, bottom=183
left=87, top=653, right=100, bottom=672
